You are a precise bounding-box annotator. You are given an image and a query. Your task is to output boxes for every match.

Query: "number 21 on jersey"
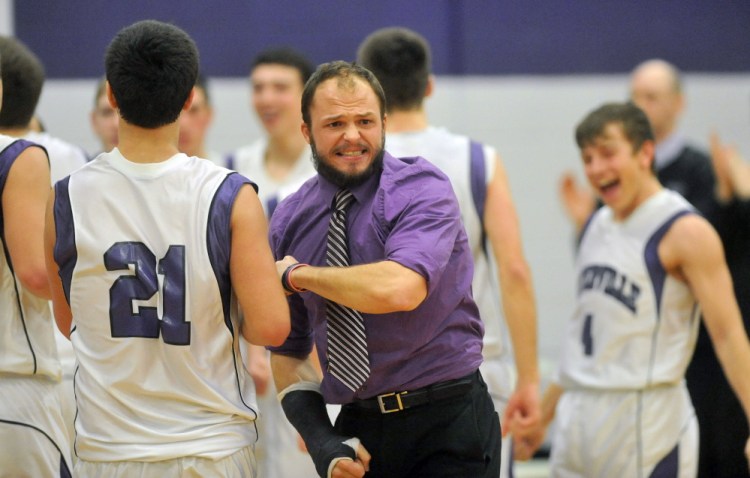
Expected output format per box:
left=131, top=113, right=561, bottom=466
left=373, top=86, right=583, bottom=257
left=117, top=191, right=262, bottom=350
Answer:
left=104, top=241, right=190, bottom=345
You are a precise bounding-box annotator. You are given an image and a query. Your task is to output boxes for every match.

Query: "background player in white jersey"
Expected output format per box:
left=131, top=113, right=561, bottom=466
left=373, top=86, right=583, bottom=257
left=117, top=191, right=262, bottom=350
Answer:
left=227, top=47, right=316, bottom=215
left=228, top=46, right=320, bottom=478
left=357, top=27, right=541, bottom=475
left=44, top=20, right=290, bottom=478
left=0, top=91, right=72, bottom=476
left=519, top=102, right=750, bottom=477
left=0, top=35, right=78, bottom=469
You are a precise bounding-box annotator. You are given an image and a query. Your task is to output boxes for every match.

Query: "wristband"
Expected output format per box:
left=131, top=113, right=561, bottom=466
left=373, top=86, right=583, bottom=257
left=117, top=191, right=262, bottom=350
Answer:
left=281, top=263, right=308, bottom=293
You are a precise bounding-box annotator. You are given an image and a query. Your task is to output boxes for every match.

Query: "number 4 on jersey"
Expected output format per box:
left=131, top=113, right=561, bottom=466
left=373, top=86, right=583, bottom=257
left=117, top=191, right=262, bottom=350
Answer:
left=104, top=242, right=190, bottom=345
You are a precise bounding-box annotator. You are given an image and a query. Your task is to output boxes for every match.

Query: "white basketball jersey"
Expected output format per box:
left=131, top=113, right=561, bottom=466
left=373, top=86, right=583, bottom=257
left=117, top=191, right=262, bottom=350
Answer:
left=558, top=189, right=700, bottom=390
left=0, top=135, right=61, bottom=379
left=53, top=149, right=259, bottom=461
left=387, top=127, right=508, bottom=360
left=228, top=138, right=316, bottom=216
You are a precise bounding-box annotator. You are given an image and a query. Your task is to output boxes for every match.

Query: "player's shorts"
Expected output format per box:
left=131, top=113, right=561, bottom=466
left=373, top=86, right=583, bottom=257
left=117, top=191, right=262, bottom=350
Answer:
left=550, top=382, right=698, bottom=477
left=74, top=444, right=257, bottom=477
left=0, top=373, right=72, bottom=477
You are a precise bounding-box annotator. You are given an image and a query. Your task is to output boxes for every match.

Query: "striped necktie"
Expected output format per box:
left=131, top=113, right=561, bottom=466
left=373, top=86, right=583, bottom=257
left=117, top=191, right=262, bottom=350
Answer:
left=325, top=189, right=370, bottom=391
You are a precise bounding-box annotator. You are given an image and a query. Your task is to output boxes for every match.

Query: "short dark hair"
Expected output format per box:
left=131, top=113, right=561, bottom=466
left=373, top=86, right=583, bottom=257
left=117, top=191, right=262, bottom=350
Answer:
left=251, top=47, right=314, bottom=86
left=301, top=61, right=386, bottom=126
left=0, top=36, right=45, bottom=129
left=576, top=102, right=654, bottom=153
left=356, top=27, right=430, bottom=112
left=105, top=20, right=199, bottom=129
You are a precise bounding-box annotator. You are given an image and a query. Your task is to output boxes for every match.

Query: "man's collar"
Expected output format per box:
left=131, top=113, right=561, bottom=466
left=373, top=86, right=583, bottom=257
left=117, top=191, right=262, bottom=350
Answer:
left=654, top=131, right=687, bottom=170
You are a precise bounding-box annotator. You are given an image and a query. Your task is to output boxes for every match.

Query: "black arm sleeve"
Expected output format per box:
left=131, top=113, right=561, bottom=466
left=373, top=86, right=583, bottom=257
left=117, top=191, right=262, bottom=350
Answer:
left=280, top=389, right=357, bottom=477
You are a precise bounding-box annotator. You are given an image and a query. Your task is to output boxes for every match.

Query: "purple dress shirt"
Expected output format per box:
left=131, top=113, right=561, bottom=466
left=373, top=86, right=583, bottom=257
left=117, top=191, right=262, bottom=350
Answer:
left=268, top=152, right=484, bottom=404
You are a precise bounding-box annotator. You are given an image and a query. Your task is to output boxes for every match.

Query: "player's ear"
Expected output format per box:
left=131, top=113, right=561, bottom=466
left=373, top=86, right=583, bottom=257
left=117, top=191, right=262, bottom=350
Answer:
left=639, top=140, right=656, bottom=171
left=182, top=87, right=196, bottom=111
left=106, top=82, right=118, bottom=109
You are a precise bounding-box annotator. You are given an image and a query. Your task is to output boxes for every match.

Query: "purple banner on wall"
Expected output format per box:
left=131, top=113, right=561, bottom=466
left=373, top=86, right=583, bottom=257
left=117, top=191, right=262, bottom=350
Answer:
left=13, top=0, right=750, bottom=78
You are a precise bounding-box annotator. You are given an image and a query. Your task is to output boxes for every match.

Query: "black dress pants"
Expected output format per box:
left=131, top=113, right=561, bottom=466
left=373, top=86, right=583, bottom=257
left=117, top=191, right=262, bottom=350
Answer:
left=335, top=370, right=501, bottom=478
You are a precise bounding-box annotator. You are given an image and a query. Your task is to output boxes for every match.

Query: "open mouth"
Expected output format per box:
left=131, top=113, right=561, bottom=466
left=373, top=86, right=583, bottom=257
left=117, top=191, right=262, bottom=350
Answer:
left=598, top=179, right=619, bottom=196
left=336, top=148, right=368, bottom=159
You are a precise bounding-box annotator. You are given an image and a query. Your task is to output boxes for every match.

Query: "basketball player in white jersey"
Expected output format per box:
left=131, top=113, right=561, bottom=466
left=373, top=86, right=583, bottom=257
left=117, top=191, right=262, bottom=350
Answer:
left=227, top=47, right=317, bottom=216
left=1, top=35, right=89, bottom=455
left=44, top=20, right=290, bottom=477
left=519, top=102, right=750, bottom=477
left=357, top=27, right=541, bottom=476
left=0, top=133, right=72, bottom=476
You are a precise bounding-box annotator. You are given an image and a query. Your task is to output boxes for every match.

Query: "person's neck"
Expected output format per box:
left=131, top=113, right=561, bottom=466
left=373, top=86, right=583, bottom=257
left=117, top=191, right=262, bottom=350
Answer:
left=117, top=121, right=180, bottom=163
left=385, top=109, right=429, bottom=133
left=614, top=177, right=663, bottom=222
left=0, top=126, right=32, bottom=138
left=265, top=133, right=307, bottom=166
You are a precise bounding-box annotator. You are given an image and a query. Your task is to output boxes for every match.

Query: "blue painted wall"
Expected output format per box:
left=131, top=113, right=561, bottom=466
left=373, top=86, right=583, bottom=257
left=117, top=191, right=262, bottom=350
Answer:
left=14, top=0, right=750, bottom=78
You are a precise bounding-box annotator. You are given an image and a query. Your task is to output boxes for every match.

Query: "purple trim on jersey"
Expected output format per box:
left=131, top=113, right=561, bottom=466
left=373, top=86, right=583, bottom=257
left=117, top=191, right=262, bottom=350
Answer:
left=206, top=172, right=259, bottom=419
left=576, top=209, right=598, bottom=252
left=644, top=210, right=692, bottom=317
left=648, top=443, right=678, bottom=478
left=266, top=196, right=279, bottom=218
left=469, top=140, right=488, bottom=255
left=469, top=140, right=486, bottom=222
left=0, top=418, right=72, bottom=476
left=53, top=177, right=77, bottom=305
left=205, top=172, right=255, bottom=332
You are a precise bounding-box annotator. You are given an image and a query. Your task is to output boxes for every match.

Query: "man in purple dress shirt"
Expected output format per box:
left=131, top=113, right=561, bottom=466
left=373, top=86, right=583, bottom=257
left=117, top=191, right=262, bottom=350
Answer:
left=267, top=61, right=502, bottom=478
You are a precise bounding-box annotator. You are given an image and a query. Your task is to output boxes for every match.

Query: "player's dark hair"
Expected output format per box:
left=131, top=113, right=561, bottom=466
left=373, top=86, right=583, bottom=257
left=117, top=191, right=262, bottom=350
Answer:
left=301, top=61, right=386, bottom=127
left=105, top=20, right=199, bottom=129
left=576, top=102, right=656, bottom=170
left=0, top=36, right=45, bottom=129
left=357, top=27, right=430, bottom=113
left=252, top=47, right=314, bottom=86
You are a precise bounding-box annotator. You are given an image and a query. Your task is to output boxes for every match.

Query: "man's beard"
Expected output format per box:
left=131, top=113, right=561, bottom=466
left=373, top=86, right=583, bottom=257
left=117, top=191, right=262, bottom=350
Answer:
left=310, top=132, right=385, bottom=188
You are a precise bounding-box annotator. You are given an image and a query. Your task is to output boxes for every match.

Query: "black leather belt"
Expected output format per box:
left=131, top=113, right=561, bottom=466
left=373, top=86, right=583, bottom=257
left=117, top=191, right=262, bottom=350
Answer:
left=347, top=371, right=476, bottom=414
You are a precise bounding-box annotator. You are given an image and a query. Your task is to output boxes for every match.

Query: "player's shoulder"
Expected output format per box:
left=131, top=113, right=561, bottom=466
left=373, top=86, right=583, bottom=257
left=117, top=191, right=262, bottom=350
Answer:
left=25, top=131, right=87, bottom=163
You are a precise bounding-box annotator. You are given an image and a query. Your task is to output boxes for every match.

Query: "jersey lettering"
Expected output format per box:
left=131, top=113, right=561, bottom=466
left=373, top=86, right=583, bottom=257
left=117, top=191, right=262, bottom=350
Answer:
left=104, top=242, right=190, bottom=345
left=578, top=264, right=640, bottom=312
